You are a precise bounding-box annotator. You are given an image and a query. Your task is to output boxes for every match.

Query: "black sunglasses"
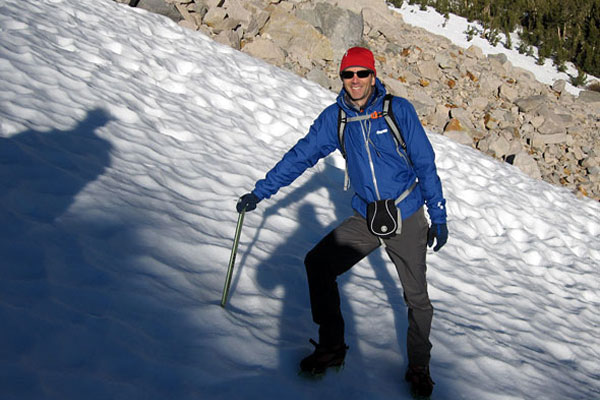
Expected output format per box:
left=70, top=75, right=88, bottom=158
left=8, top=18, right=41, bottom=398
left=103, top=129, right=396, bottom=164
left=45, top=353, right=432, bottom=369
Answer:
left=340, top=70, right=373, bottom=80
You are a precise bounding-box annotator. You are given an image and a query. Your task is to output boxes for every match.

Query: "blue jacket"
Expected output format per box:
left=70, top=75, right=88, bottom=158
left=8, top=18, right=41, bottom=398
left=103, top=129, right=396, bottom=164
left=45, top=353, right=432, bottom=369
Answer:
left=253, top=78, right=447, bottom=224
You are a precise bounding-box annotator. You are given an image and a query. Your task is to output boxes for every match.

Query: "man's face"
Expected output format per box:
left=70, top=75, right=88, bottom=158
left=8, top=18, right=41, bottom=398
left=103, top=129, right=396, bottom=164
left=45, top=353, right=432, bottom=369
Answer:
left=341, top=67, right=375, bottom=108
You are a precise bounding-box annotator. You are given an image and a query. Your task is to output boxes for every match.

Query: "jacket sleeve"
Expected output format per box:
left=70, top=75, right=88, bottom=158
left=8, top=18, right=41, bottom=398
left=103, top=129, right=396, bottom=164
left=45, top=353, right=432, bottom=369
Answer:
left=253, top=107, right=339, bottom=200
left=394, top=98, right=447, bottom=224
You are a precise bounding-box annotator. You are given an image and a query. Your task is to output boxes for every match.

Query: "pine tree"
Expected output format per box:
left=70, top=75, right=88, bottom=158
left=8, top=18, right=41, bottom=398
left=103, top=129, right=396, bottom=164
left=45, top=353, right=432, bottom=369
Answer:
left=428, top=0, right=599, bottom=76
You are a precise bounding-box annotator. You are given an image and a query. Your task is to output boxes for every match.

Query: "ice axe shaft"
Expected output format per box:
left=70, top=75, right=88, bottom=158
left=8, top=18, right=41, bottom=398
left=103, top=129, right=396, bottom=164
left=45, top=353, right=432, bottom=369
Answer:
left=221, top=209, right=245, bottom=308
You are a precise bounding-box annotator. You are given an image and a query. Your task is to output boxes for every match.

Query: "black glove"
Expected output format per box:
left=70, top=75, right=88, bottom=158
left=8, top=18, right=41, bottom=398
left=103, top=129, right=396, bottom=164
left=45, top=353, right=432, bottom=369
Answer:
left=236, top=192, right=260, bottom=213
left=427, top=223, right=448, bottom=252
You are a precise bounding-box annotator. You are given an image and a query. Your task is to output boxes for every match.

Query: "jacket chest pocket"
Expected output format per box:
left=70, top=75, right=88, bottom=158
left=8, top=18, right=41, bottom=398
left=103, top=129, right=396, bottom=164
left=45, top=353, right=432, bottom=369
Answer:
left=368, top=124, right=412, bottom=172
left=370, top=125, right=401, bottom=155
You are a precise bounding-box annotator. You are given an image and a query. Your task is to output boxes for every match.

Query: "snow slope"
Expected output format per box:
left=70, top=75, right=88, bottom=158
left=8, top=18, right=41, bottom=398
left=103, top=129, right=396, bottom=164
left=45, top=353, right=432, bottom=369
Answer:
left=0, top=1, right=599, bottom=399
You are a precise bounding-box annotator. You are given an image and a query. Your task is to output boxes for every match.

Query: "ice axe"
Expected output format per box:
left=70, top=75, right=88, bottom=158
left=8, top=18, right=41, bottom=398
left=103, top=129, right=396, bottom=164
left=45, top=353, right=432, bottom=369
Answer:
left=220, top=208, right=245, bottom=308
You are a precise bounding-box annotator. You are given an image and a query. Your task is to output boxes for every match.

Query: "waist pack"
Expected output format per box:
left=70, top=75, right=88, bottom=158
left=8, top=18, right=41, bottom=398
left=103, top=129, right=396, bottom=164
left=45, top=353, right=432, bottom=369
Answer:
left=365, top=180, right=417, bottom=239
left=367, top=199, right=400, bottom=239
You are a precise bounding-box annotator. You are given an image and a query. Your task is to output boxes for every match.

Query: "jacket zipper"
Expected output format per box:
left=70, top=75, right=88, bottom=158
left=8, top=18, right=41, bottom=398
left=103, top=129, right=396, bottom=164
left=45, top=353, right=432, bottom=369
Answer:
left=359, top=117, right=381, bottom=200
left=344, top=93, right=386, bottom=201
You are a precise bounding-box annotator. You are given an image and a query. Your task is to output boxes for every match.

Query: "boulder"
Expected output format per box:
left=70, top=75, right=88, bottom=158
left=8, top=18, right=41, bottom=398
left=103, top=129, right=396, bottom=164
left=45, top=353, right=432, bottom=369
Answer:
left=411, top=90, right=437, bottom=116
left=488, top=133, right=511, bottom=158
left=295, top=3, right=362, bottom=60
left=532, top=132, right=568, bottom=148
left=382, top=76, right=408, bottom=98
left=135, top=0, right=182, bottom=21
left=428, top=104, right=449, bottom=128
left=487, top=53, right=509, bottom=65
left=435, top=53, right=456, bottom=70
left=417, top=60, right=441, bottom=80
left=499, top=83, right=519, bottom=102
left=469, top=97, right=489, bottom=111
left=443, top=118, right=473, bottom=146
left=241, top=38, right=286, bottom=66
left=552, top=79, right=567, bottom=94
left=331, top=0, right=390, bottom=15
left=222, top=0, right=251, bottom=28
left=515, top=95, right=547, bottom=113
left=577, top=90, right=600, bottom=104
left=466, top=44, right=484, bottom=59
left=361, top=3, right=405, bottom=42
left=478, top=75, right=503, bottom=97
left=243, top=9, right=269, bottom=38
left=261, top=8, right=333, bottom=62
left=306, top=67, right=334, bottom=90
left=512, top=151, right=542, bottom=179
left=214, top=28, right=240, bottom=49
left=203, top=7, right=232, bottom=32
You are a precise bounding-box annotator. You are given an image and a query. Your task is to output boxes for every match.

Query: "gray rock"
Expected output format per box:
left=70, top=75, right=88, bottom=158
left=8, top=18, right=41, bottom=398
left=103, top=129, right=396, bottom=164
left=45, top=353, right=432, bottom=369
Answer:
left=435, top=53, right=456, bottom=70
left=428, top=104, right=449, bottom=128
left=417, top=60, right=441, bottom=80
left=306, top=68, right=333, bottom=90
left=499, top=83, right=519, bottom=102
left=578, top=90, right=600, bottom=104
left=135, top=0, right=182, bottom=21
left=537, top=118, right=565, bottom=135
left=488, top=53, right=508, bottom=65
left=214, top=29, right=240, bottom=49
left=469, top=97, right=489, bottom=111
left=466, top=44, right=484, bottom=59
left=412, top=99, right=436, bottom=117
left=411, top=90, right=437, bottom=116
left=512, top=151, right=542, bottom=179
left=243, top=10, right=269, bottom=39
left=203, top=7, right=228, bottom=30
left=242, top=38, right=286, bottom=66
left=262, top=8, right=333, bottom=62
left=381, top=76, right=408, bottom=98
left=532, top=132, right=568, bottom=148
left=552, top=79, right=567, bottom=93
left=449, top=107, right=471, bottom=122
left=444, top=127, right=474, bottom=146
left=303, top=3, right=363, bottom=60
left=361, top=4, right=405, bottom=43
left=222, top=0, right=252, bottom=28
left=478, top=75, right=503, bottom=97
left=488, top=134, right=511, bottom=158
left=515, top=95, right=547, bottom=113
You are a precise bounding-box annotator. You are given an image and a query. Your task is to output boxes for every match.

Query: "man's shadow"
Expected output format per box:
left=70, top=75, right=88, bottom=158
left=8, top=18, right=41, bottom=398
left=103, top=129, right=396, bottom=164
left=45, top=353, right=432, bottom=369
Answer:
left=0, top=108, right=113, bottom=281
left=249, top=161, right=409, bottom=381
left=0, top=109, right=115, bottom=397
left=1, top=109, right=236, bottom=399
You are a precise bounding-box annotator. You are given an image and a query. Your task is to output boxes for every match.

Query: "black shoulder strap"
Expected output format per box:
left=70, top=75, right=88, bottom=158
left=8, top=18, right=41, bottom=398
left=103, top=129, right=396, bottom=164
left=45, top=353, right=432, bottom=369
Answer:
left=382, top=94, right=407, bottom=151
left=337, top=106, right=347, bottom=159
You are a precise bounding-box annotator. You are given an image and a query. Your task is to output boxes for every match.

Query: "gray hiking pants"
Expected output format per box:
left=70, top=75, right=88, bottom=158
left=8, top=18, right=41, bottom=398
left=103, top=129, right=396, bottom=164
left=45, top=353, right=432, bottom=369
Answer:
left=304, top=207, right=433, bottom=367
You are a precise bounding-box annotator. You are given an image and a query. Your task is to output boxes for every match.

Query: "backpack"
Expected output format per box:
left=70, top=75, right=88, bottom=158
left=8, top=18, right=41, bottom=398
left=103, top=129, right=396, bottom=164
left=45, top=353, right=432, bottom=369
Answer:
left=337, top=94, right=408, bottom=161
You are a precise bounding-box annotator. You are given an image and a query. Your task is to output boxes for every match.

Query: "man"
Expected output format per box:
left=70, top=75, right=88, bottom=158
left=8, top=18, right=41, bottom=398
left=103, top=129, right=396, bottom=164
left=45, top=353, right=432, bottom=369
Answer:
left=237, top=47, right=447, bottom=397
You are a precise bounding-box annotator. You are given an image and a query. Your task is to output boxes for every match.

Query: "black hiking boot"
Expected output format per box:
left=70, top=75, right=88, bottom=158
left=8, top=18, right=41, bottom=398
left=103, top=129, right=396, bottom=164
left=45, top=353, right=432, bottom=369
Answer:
left=405, top=365, right=435, bottom=398
left=299, top=339, right=348, bottom=377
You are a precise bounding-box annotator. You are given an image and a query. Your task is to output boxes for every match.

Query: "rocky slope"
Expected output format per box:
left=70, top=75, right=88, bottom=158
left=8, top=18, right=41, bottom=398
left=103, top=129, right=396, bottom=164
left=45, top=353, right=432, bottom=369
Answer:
left=116, top=0, right=600, bottom=201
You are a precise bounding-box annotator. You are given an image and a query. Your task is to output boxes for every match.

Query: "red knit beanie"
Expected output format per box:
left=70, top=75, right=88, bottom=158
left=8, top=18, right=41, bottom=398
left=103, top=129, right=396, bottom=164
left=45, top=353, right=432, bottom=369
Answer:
left=339, top=47, right=376, bottom=76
